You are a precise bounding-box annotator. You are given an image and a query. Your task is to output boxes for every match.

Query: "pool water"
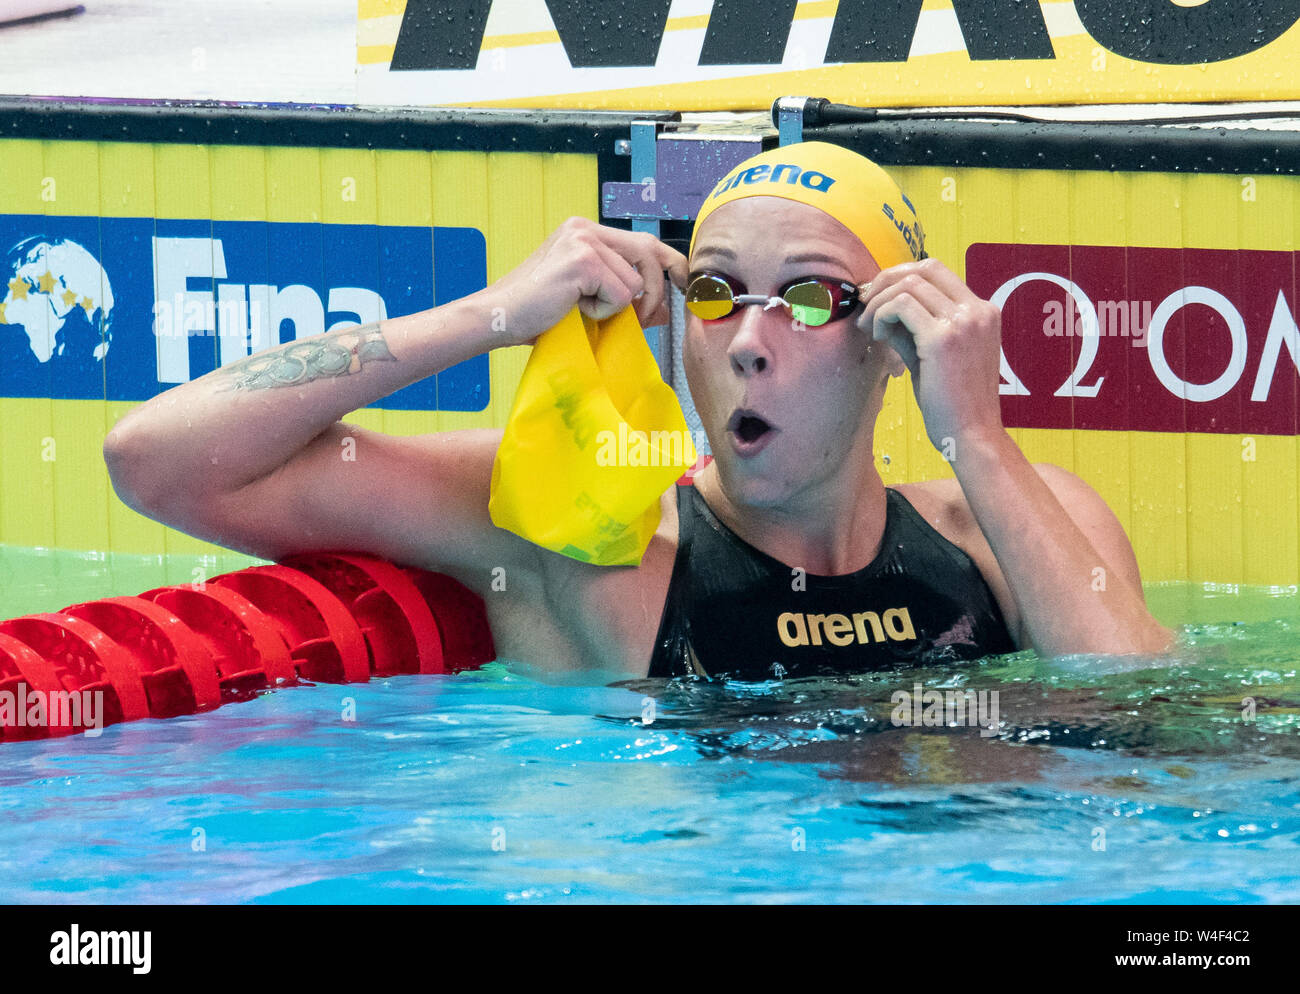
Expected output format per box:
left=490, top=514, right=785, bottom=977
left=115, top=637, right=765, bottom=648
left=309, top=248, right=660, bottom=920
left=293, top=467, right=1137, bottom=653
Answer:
left=1, top=546, right=1298, bottom=904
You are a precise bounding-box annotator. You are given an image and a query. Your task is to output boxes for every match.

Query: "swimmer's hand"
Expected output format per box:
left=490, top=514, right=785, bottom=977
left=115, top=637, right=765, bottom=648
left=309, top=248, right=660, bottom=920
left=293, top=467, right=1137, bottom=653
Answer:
left=485, top=217, right=689, bottom=347
left=856, top=258, right=1005, bottom=452
left=858, top=260, right=1175, bottom=657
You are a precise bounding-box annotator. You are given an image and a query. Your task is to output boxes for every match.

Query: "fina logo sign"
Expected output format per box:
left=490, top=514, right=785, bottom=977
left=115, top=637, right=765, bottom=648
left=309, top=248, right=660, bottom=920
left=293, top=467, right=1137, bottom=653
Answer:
left=359, top=1, right=1300, bottom=107
left=0, top=217, right=488, bottom=410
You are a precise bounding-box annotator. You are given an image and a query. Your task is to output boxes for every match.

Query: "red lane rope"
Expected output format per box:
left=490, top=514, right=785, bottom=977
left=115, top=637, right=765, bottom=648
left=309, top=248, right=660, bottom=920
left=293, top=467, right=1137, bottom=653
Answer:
left=0, top=559, right=492, bottom=742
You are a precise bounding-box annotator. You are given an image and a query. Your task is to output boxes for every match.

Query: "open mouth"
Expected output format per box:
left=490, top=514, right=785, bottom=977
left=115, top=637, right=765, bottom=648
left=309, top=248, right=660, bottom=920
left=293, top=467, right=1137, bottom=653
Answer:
left=727, top=409, right=775, bottom=444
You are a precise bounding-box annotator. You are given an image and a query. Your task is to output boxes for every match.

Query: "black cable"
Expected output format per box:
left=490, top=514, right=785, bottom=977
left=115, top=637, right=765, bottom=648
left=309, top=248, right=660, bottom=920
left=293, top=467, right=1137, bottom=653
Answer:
left=880, top=108, right=1300, bottom=127
left=779, top=96, right=1300, bottom=130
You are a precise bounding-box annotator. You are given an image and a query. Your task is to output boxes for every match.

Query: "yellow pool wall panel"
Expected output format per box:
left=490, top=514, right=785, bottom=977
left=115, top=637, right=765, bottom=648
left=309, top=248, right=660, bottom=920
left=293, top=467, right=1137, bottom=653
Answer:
left=0, top=134, right=1297, bottom=587
left=876, top=164, right=1300, bottom=588
left=0, top=138, right=599, bottom=563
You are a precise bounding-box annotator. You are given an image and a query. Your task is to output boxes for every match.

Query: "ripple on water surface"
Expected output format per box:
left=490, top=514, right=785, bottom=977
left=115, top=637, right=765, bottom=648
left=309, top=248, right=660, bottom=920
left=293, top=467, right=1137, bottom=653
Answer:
left=1, top=548, right=1298, bottom=903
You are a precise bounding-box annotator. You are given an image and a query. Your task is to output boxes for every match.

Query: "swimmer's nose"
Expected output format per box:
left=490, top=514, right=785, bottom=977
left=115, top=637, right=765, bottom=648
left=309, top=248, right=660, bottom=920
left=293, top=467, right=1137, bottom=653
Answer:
left=731, top=350, right=767, bottom=375
left=727, top=304, right=775, bottom=376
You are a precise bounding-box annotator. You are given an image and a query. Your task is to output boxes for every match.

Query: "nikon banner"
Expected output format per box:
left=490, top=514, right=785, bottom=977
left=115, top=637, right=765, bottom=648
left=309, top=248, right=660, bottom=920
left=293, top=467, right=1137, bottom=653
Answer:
left=357, top=0, right=1300, bottom=110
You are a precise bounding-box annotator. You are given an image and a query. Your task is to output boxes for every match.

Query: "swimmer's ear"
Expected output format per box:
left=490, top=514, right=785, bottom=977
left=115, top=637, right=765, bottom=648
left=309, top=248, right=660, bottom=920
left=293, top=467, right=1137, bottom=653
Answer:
left=869, top=342, right=906, bottom=380
left=886, top=348, right=906, bottom=379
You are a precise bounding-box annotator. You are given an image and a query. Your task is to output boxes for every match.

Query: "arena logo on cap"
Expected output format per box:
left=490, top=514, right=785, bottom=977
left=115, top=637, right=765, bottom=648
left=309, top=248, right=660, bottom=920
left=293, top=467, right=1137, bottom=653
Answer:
left=710, top=164, right=836, bottom=200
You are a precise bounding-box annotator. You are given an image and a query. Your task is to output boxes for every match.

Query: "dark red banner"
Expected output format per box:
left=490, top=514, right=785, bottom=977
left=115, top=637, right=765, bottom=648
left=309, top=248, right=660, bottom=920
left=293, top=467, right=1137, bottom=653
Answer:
left=965, top=243, right=1299, bottom=435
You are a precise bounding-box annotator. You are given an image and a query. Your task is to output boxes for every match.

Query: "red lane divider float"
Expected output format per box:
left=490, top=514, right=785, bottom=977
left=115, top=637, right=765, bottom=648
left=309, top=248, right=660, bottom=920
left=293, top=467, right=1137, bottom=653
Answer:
left=0, top=614, right=150, bottom=727
left=402, top=569, right=496, bottom=672
left=211, top=565, right=372, bottom=684
left=280, top=552, right=446, bottom=675
left=62, top=598, right=223, bottom=717
left=0, top=555, right=494, bottom=742
left=0, top=631, right=78, bottom=740
left=138, top=584, right=298, bottom=697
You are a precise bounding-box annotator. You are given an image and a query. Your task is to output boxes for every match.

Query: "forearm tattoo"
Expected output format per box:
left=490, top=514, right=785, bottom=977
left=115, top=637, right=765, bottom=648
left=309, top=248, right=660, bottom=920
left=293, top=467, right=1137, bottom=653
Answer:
left=213, top=322, right=397, bottom=392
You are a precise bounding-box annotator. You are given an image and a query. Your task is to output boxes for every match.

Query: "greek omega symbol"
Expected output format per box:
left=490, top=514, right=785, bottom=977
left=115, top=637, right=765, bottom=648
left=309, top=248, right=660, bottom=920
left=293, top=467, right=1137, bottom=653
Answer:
left=965, top=242, right=1300, bottom=436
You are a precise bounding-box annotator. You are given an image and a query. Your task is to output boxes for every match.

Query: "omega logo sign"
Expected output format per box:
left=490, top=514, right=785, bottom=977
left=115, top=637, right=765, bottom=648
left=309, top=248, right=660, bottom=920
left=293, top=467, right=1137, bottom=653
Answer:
left=966, top=243, right=1300, bottom=435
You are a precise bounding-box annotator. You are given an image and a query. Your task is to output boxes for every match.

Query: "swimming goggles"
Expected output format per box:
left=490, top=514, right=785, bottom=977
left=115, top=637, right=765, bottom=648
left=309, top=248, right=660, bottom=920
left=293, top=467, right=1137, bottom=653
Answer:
left=684, top=271, right=861, bottom=327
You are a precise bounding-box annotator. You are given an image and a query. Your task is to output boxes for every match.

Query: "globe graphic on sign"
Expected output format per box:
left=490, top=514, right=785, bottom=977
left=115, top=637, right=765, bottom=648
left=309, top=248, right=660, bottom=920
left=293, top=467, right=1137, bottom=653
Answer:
left=0, top=236, right=114, bottom=368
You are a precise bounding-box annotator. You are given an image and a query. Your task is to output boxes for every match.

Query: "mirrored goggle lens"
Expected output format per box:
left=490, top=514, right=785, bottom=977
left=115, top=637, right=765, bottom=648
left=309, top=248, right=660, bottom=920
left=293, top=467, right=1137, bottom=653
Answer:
left=685, top=275, right=737, bottom=320
left=783, top=281, right=836, bottom=326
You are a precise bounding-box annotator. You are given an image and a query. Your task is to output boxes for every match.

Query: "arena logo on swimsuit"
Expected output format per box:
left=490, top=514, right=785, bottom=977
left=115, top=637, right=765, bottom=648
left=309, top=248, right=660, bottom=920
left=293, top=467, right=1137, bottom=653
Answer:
left=0, top=215, right=489, bottom=410
left=777, top=607, right=916, bottom=649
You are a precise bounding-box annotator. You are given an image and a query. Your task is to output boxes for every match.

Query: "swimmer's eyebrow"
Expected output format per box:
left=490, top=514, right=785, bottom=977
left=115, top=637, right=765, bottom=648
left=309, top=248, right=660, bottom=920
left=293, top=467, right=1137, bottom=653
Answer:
left=691, top=246, right=736, bottom=263
left=783, top=251, right=845, bottom=267
left=691, top=247, right=845, bottom=267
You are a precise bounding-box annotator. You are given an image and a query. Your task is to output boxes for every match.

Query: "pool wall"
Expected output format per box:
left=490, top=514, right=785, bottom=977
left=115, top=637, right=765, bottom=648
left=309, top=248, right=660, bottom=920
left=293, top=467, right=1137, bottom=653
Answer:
left=803, top=119, right=1300, bottom=590
left=0, top=98, right=1297, bottom=588
left=0, top=99, right=643, bottom=559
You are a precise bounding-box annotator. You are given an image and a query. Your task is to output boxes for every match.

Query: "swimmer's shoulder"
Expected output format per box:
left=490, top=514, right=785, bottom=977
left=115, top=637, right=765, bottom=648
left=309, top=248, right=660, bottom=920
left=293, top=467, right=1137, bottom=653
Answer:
left=515, top=484, right=681, bottom=677
left=890, top=477, right=974, bottom=548
left=890, top=476, right=1024, bottom=646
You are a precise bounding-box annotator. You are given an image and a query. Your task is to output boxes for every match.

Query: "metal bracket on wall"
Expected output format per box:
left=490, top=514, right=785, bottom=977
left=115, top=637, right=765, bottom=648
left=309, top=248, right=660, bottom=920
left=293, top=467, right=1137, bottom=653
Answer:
left=773, top=96, right=810, bottom=145
left=602, top=118, right=771, bottom=229
left=601, top=96, right=822, bottom=233
left=601, top=112, right=776, bottom=364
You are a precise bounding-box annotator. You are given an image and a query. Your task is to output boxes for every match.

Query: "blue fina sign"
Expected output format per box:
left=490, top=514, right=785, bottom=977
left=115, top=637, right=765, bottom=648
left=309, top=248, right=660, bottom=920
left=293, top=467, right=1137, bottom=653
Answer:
left=0, top=217, right=489, bottom=411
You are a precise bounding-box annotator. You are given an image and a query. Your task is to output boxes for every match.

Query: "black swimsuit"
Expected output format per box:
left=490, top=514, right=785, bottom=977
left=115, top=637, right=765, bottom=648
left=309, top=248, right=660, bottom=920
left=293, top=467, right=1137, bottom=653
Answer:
left=646, top=483, right=1017, bottom=680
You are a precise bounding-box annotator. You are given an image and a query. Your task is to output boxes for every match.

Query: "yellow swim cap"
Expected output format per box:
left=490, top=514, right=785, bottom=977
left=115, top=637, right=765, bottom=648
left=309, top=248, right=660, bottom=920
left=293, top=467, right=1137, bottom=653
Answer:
left=689, top=141, right=926, bottom=271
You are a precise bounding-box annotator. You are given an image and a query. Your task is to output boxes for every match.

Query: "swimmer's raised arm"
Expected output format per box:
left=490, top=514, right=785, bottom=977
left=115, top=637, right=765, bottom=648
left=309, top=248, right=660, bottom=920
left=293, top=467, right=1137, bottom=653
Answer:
left=860, top=257, right=1175, bottom=657
left=103, top=218, right=686, bottom=584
